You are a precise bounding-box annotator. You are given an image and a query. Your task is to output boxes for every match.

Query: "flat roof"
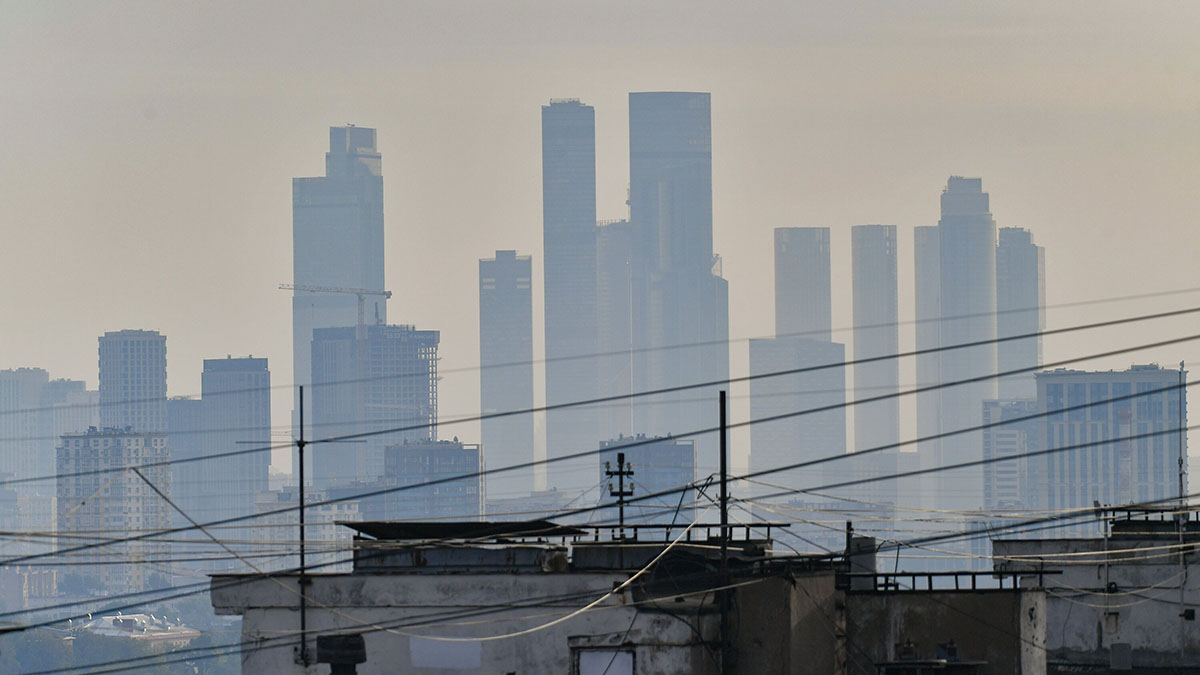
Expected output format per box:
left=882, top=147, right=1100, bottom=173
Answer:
left=341, top=520, right=586, bottom=541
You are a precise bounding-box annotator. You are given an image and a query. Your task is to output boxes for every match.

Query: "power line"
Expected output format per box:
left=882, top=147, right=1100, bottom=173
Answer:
left=6, top=298, right=1192, bottom=495
left=6, top=282, right=1196, bottom=421
left=8, top=321, right=1194, bottom=573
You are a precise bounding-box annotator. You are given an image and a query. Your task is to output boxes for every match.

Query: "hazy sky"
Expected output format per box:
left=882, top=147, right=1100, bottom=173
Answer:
left=3, top=2, right=1199, bottom=473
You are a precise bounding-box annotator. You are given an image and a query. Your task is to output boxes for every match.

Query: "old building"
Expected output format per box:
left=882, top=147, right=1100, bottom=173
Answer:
left=994, top=507, right=1200, bottom=673
left=212, top=521, right=1046, bottom=674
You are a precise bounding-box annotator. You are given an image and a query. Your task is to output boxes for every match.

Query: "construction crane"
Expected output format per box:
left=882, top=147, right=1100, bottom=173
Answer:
left=279, top=283, right=392, bottom=340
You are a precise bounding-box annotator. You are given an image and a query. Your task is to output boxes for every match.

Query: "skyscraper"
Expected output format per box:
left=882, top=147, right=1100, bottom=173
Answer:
left=936, top=177, right=998, bottom=510
left=595, top=219, right=636, bottom=440
left=310, top=324, right=439, bottom=489
left=479, top=250, right=535, bottom=499
left=98, top=329, right=167, bottom=433
left=996, top=227, right=1046, bottom=399
left=913, top=225, right=942, bottom=508
left=167, top=396, right=204, bottom=524
left=628, top=92, right=728, bottom=470
left=774, top=228, right=832, bottom=340
left=749, top=338, right=847, bottom=492
left=750, top=227, right=847, bottom=496
left=292, top=126, right=386, bottom=438
left=851, top=225, right=899, bottom=505
left=201, top=356, right=271, bottom=522
left=541, top=100, right=599, bottom=488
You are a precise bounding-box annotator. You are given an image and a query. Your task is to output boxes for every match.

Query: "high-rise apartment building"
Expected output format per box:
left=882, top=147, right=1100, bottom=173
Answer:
left=541, top=99, right=600, bottom=489
left=57, top=428, right=171, bottom=594
left=479, top=251, right=535, bottom=499
left=996, top=228, right=1046, bottom=399
left=292, top=126, right=387, bottom=438
left=98, top=329, right=167, bottom=433
left=628, top=92, right=728, bottom=472
left=774, top=228, right=832, bottom=340
left=201, top=357, right=271, bottom=522
left=851, top=225, right=900, bottom=505
left=310, top=324, right=438, bottom=489
left=935, top=178, right=998, bottom=510
left=1036, top=365, right=1187, bottom=519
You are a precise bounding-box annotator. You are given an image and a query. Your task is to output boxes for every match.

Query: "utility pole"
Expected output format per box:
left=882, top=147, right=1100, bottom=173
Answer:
left=297, top=385, right=309, bottom=666
left=1179, top=362, right=1186, bottom=503
left=606, top=451, right=634, bottom=568
left=606, top=451, right=635, bottom=540
left=1178, top=362, right=1187, bottom=658
left=718, top=390, right=731, bottom=673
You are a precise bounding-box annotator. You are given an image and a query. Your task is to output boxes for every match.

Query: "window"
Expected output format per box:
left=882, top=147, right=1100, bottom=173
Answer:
left=1046, top=384, right=1065, bottom=420
left=577, top=650, right=634, bottom=675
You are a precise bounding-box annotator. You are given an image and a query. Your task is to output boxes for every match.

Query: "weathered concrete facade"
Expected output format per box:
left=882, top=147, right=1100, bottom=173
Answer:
left=994, top=512, right=1200, bottom=673
left=213, top=570, right=721, bottom=674
left=211, top=522, right=1053, bottom=674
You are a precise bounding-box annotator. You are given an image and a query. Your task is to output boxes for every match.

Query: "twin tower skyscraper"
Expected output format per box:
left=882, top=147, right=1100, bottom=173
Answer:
left=542, top=94, right=728, bottom=490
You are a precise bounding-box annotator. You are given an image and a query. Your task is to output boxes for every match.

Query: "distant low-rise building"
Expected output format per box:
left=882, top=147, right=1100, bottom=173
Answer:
left=596, top=434, right=695, bottom=526
left=1035, top=365, right=1187, bottom=522
left=331, top=439, right=484, bottom=522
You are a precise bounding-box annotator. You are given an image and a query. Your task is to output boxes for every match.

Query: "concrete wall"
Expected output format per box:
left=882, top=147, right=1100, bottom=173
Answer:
left=996, top=538, right=1200, bottom=669
left=844, top=590, right=1046, bottom=674
left=212, top=572, right=719, bottom=675
left=734, top=572, right=841, bottom=674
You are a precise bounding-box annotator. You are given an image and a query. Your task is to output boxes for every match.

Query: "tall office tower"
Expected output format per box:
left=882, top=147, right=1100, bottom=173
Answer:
left=774, top=228, right=832, bottom=340
left=57, top=428, right=171, bottom=594
left=293, top=126, right=387, bottom=439
left=479, top=251, right=535, bottom=499
left=851, top=225, right=899, bottom=505
left=98, top=329, right=167, bottom=433
left=201, top=357, right=271, bottom=524
left=595, top=219, right=636, bottom=439
left=0, top=368, right=49, bottom=493
left=167, top=397, right=204, bottom=526
left=936, top=177, right=998, bottom=510
left=541, top=100, right=599, bottom=490
left=596, top=435, right=695, bottom=525
left=913, top=225, right=942, bottom=508
left=310, top=324, right=439, bottom=490
left=749, top=339, right=847, bottom=492
left=628, top=92, right=729, bottom=471
left=996, top=228, right=1046, bottom=399
left=1036, top=365, right=1187, bottom=526
left=981, top=399, right=1040, bottom=511
left=750, top=228, right=847, bottom=496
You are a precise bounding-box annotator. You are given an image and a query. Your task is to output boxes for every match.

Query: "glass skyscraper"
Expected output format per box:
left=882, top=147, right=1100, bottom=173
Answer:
left=292, top=126, right=386, bottom=441
left=479, top=250, right=535, bottom=499
left=541, top=100, right=599, bottom=489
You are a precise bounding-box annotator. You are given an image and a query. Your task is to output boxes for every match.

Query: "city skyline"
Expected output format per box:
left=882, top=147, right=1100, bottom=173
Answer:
left=5, top=4, right=1198, bottom=479
left=3, top=4, right=1200, bottom=670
